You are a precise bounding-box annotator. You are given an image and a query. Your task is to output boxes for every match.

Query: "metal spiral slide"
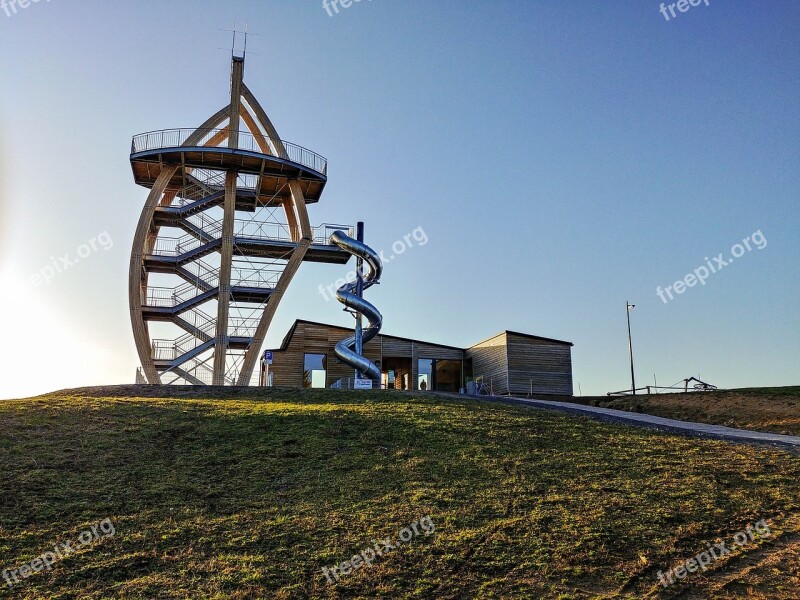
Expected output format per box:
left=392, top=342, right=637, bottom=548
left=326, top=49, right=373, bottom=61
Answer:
left=329, top=229, right=383, bottom=380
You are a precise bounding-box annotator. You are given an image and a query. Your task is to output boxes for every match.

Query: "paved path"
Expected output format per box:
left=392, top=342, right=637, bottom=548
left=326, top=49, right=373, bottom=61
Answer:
left=486, top=396, right=800, bottom=451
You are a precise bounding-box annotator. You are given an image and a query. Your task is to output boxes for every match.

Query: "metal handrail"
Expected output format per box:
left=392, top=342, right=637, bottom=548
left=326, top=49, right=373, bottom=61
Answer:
left=149, top=221, right=354, bottom=257
left=131, top=128, right=327, bottom=176
left=152, top=314, right=259, bottom=360
left=144, top=283, right=200, bottom=308
left=177, top=358, right=236, bottom=385
left=184, top=259, right=220, bottom=288
left=232, top=266, right=281, bottom=289
left=145, top=264, right=279, bottom=308
left=312, top=224, right=355, bottom=245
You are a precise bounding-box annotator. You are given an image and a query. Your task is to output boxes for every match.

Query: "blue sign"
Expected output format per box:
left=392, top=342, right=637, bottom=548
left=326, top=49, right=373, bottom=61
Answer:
left=263, top=350, right=273, bottom=365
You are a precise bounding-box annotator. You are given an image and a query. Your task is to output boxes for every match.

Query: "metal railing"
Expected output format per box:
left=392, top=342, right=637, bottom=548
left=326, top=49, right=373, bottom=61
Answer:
left=176, top=359, right=237, bottom=386
left=181, top=258, right=221, bottom=289
left=232, top=266, right=282, bottom=289
left=228, top=317, right=259, bottom=338
left=180, top=308, right=217, bottom=337
left=149, top=221, right=354, bottom=257
left=186, top=213, right=223, bottom=238
left=131, top=128, right=327, bottom=175
left=146, top=263, right=279, bottom=309
left=312, top=224, right=354, bottom=245
left=165, top=170, right=263, bottom=206
left=234, top=220, right=294, bottom=241
left=151, top=314, right=258, bottom=361
left=145, top=281, right=210, bottom=308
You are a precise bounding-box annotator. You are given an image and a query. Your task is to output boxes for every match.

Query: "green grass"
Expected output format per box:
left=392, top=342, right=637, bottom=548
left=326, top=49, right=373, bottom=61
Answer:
left=1, top=387, right=799, bottom=598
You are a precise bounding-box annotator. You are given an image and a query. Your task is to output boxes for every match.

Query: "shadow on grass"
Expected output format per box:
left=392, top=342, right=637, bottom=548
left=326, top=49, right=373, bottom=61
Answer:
left=1, top=391, right=800, bottom=598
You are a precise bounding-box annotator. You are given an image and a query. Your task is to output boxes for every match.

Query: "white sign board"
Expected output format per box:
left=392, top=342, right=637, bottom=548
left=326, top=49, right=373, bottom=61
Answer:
left=354, top=379, right=373, bottom=390
left=263, top=350, right=273, bottom=365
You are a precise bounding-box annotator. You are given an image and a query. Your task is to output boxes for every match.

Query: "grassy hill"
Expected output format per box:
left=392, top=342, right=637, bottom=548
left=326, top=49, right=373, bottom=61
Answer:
left=1, top=386, right=799, bottom=599
left=573, top=386, right=800, bottom=436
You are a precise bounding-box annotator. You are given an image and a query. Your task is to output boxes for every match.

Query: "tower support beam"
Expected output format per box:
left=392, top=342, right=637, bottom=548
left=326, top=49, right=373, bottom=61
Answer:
left=228, top=57, right=244, bottom=149
left=212, top=55, right=244, bottom=385
left=212, top=171, right=237, bottom=385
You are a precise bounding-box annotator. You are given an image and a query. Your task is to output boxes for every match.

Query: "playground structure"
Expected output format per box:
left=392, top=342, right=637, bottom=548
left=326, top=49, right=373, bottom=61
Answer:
left=128, top=52, right=352, bottom=385
left=607, top=376, right=719, bottom=396
left=329, top=224, right=383, bottom=383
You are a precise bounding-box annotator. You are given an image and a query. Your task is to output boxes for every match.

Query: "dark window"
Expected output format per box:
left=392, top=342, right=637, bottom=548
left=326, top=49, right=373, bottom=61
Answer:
left=435, top=359, right=462, bottom=392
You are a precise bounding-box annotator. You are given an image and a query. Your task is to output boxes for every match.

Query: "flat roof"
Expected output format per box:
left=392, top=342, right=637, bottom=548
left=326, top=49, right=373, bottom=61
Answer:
left=468, top=330, right=573, bottom=348
left=274, top=319, right=465, bottom=352
left=273, top=319, right=572, bottom=352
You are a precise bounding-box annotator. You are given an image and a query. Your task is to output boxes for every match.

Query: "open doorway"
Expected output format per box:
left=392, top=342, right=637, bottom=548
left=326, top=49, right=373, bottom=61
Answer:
left=381, top=357, right=412, bottom=390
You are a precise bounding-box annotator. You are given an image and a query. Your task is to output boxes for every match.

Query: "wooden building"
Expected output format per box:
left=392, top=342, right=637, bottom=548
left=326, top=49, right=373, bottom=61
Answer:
left=266, top=320, right=573, bottom=397
left=466, top=331, right=574, bottom=396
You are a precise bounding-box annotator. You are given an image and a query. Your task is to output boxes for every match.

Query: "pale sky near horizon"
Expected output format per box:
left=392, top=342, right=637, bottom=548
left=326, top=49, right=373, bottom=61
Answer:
left=0, top=0, right=798, bottom=399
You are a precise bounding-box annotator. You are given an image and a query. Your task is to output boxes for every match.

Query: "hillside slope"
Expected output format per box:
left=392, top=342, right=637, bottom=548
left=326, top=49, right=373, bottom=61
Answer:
left=575, top=386, right=800, bottom=436
left=1, top=387, right=799, bottom=599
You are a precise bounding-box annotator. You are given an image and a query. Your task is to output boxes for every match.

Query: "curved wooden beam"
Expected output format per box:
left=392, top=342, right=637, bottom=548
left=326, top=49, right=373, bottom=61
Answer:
left=129, top=168, right=177, bottom=384
left=129, top=106, right=230, bottom=384
left=187, top=106, right=231, bottom=145
left=240, top=105, right=271, bottom=155
left=242, top=84, right=288, bottom=157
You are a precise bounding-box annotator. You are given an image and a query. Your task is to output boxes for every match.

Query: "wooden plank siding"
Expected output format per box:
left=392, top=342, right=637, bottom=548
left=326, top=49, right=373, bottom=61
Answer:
left=505, top=332, right=573, bottom=396
left=268, top=321, right=465, bottom=390
left=266, top=321, right=378, bottom=388
left=267, top=320, right=572, bottom=396
left=467, top=331, right=573, bottom=396
left=466, top=332, right=510, bottom=394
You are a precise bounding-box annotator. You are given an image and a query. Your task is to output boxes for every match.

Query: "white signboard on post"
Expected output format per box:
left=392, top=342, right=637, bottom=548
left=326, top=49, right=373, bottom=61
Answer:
left=354, top=378, right=373, bottom=390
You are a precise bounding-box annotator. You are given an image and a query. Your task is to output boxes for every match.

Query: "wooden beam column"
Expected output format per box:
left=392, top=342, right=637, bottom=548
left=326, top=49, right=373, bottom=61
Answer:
left=212, top=57, right=244, bottom=385
left=235, top=180, right=312, bottom=385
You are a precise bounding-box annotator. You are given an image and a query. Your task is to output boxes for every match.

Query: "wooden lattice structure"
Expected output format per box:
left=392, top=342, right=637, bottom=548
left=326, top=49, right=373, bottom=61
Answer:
left=128, top=55, right=351, bottom=385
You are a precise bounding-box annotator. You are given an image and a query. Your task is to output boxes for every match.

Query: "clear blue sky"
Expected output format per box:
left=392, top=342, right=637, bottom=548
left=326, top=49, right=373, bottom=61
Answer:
left=1, top=0, right=798, bottom=399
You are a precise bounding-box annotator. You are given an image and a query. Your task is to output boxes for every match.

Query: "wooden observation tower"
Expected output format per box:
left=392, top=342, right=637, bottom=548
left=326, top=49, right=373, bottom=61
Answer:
left=128, top=51, right=352, bottom=385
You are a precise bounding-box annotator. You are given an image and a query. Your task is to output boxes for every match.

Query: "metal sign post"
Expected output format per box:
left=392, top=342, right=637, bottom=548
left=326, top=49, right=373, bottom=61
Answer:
left=261, top=350, right=273, bottom=387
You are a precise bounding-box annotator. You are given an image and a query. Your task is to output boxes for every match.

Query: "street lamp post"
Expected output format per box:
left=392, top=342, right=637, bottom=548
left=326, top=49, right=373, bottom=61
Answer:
left=626, top=301, right=636, bottom=396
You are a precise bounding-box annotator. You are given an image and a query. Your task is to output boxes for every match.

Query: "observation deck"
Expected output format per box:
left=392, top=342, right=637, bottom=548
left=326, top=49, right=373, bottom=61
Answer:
left=130, top=128, right=328, bottom=203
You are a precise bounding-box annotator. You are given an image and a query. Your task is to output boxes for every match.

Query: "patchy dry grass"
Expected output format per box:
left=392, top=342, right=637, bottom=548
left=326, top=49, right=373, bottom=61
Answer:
left=0, top=386, right=799, bottom=599
left=578, top=386, right=800, bottom=437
